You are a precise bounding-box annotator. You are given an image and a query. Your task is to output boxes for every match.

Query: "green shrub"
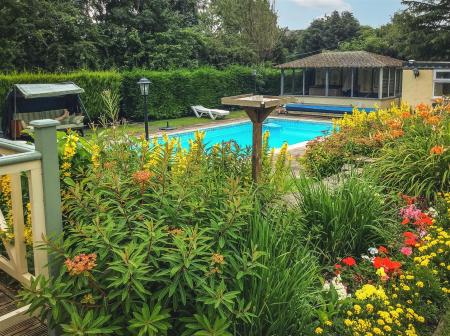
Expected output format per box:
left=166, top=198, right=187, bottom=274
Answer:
left=19, top=127, right=293, bottom=335
left=367, top=116, right=450, bottom=200
left=0, top=71, right=122, bottom=119
left=292, top=174, right=396, bottom=264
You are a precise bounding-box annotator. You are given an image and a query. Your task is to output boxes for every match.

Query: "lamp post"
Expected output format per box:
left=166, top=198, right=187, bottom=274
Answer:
left=252, top=69, right=257, bottom=94
left=137, top=77, right=151, bottom=140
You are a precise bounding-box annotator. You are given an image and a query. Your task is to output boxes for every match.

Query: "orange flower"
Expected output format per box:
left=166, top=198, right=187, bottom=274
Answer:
left=430, top=145, right=444, bottom=155
left=387, top=119, right=402, bottom=129
left=425, top=116, right=441, bottom=126
left=132, top=170, right=152, bottom=184
left=416, top=103, right=430, bottom=118
left=65, top=253, right=97, bottom=276
left=212, top=253, right=225, bottom=265
left=390, top=129, right=404, bottom=138
left=373, top=131, right=384, bottom=142
left=168, top=228, right=183, bottom=236
left=401, top=111, right=412, bottom=119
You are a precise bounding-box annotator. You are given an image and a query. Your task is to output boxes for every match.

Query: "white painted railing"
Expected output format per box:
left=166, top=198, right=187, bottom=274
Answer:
left=0, top=120, right=63, bottom=332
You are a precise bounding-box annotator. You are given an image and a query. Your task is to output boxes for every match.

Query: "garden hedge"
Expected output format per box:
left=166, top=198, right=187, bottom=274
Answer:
left=0, top=67, right=280, bottom=121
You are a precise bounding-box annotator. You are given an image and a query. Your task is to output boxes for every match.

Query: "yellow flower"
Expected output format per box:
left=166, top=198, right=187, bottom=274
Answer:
left=314, top=327, right=323, bottom=334
left=416, top=281, right=424, bottom=288
left=373, top=327, right=382, bottom=335
left=344, top=319, right=353, bottom=326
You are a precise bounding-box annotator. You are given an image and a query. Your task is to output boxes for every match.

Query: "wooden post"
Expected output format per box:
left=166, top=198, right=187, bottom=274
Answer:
left=29, top=119, right=62, bottom=278
left=280, top=69, right=285, bottom=96
left=325, top=69, right=329, bottom=96
left=244, top=107, right=276, bottom=183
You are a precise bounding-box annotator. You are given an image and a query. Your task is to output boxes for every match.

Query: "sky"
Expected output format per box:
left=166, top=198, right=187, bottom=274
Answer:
left=275, top=0, right=405, bottom=30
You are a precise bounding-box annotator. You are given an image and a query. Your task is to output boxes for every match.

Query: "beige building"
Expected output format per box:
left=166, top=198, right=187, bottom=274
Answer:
left=402, top=61, right=450, bottom=107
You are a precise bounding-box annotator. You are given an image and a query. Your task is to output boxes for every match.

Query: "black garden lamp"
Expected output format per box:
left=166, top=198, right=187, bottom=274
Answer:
left=137, top=77, right=151, bottom=140
left=252, top=69, right=257, bottom=93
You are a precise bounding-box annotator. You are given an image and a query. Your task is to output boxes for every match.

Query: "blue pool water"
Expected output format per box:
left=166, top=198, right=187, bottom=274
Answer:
left=166, top=118, right=332, bottom=149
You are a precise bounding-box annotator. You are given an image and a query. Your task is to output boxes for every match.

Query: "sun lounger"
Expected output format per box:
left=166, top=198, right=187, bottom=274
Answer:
left=191, top=105, right=230, bottom=120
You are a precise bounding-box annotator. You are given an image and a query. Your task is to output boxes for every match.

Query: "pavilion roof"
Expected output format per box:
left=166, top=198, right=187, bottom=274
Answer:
left=276, top=51, right=403, bottom=69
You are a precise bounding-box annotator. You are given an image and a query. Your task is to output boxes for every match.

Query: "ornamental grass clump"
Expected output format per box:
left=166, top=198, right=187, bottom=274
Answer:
left=292, top=174, right=395, bottom=264
left=18, top=126, right=303, bottom=335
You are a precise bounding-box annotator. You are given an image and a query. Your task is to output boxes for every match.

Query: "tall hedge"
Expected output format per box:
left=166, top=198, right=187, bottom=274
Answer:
left=0, top=67, right=280, bottom=121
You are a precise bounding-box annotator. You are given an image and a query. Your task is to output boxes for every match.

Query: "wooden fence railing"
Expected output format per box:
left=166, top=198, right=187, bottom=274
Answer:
left=0, top=119, right=63, bottom=332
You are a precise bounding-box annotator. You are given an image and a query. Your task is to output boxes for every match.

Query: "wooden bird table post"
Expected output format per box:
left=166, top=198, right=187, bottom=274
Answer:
left=221, top=94, right=288, bottom=183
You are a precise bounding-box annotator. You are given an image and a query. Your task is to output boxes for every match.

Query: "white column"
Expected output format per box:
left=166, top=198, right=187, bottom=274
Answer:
left=280, top=69, right=285, bottom=96
left=378, top=68, right=383, bottom=99
left=291, top=69, right=295, bottom=94
left=302, top=69, right=306, bottom=96
left=387, top=68, right=391, bottom=97
left=394, top=69, right=397, bottom=96
left=351, top=68, right=354, bottom=97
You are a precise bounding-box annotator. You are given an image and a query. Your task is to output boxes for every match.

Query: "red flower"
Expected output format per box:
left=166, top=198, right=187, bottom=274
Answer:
left=401, top=217, right=410, bottom=225
left=414, top=213, right=433, bottom=227
left=403, top=231, right=418, bottom=246
left=378, top=246, right=388, bottom=254
left=373, top=257, right=401, bottom=273
left=334, top=263, right=342, bottom=275
left=342, top=257, right=356, bottom=267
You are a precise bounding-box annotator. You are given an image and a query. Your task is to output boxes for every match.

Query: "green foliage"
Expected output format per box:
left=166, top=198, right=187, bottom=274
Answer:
left=242, top=205, right=321, bottom=335
left=368, top=116, right=450, bottom=200
left=292, top=174, right=395, bottom=264
left=20, top=128, right=298, bottom=335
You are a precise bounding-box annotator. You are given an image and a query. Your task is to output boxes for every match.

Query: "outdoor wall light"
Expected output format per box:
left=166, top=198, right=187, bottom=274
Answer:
left=137, top=77, right=151, bottom=140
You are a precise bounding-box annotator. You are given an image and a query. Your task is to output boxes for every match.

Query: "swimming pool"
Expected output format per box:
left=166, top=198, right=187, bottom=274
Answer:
left=165, top=118, right=332, bottom=150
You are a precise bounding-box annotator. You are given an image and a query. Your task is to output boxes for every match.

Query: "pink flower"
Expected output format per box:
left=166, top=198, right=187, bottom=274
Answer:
left=400, top=247, right=413, bottom=257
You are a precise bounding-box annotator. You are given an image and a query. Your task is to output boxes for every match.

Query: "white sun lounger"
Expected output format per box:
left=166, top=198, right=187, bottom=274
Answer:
left=191, top=105, right=230, bottom=120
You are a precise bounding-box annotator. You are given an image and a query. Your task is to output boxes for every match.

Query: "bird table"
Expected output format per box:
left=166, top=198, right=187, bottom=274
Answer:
left=221, top=94, right=289, bottom=183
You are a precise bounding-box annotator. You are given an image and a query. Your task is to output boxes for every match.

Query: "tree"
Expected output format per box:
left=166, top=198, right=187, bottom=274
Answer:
left=299, top=11, right=360, bottom=54
left=402, top=0, right=450, bottom=30
left=203, top=0, right=280, bottom=62
left=0, top=0, right=100, bottom=71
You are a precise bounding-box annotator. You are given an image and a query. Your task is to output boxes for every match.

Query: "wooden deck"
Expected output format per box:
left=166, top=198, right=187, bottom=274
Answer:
left=0, top=282, right=47, bottom=336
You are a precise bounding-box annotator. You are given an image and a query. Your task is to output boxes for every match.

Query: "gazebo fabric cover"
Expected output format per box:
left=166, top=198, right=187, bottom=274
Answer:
left=14, top=83, right=84, bottom=99
left=276, top=51, right=403, bottom=69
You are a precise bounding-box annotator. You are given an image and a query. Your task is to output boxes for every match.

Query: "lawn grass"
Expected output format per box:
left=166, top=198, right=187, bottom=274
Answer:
left=87, top=110, right=248, bottom=137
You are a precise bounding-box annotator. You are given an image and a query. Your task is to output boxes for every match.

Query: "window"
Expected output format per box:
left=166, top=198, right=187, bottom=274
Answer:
left=433, top=70, right=450, bottom=98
